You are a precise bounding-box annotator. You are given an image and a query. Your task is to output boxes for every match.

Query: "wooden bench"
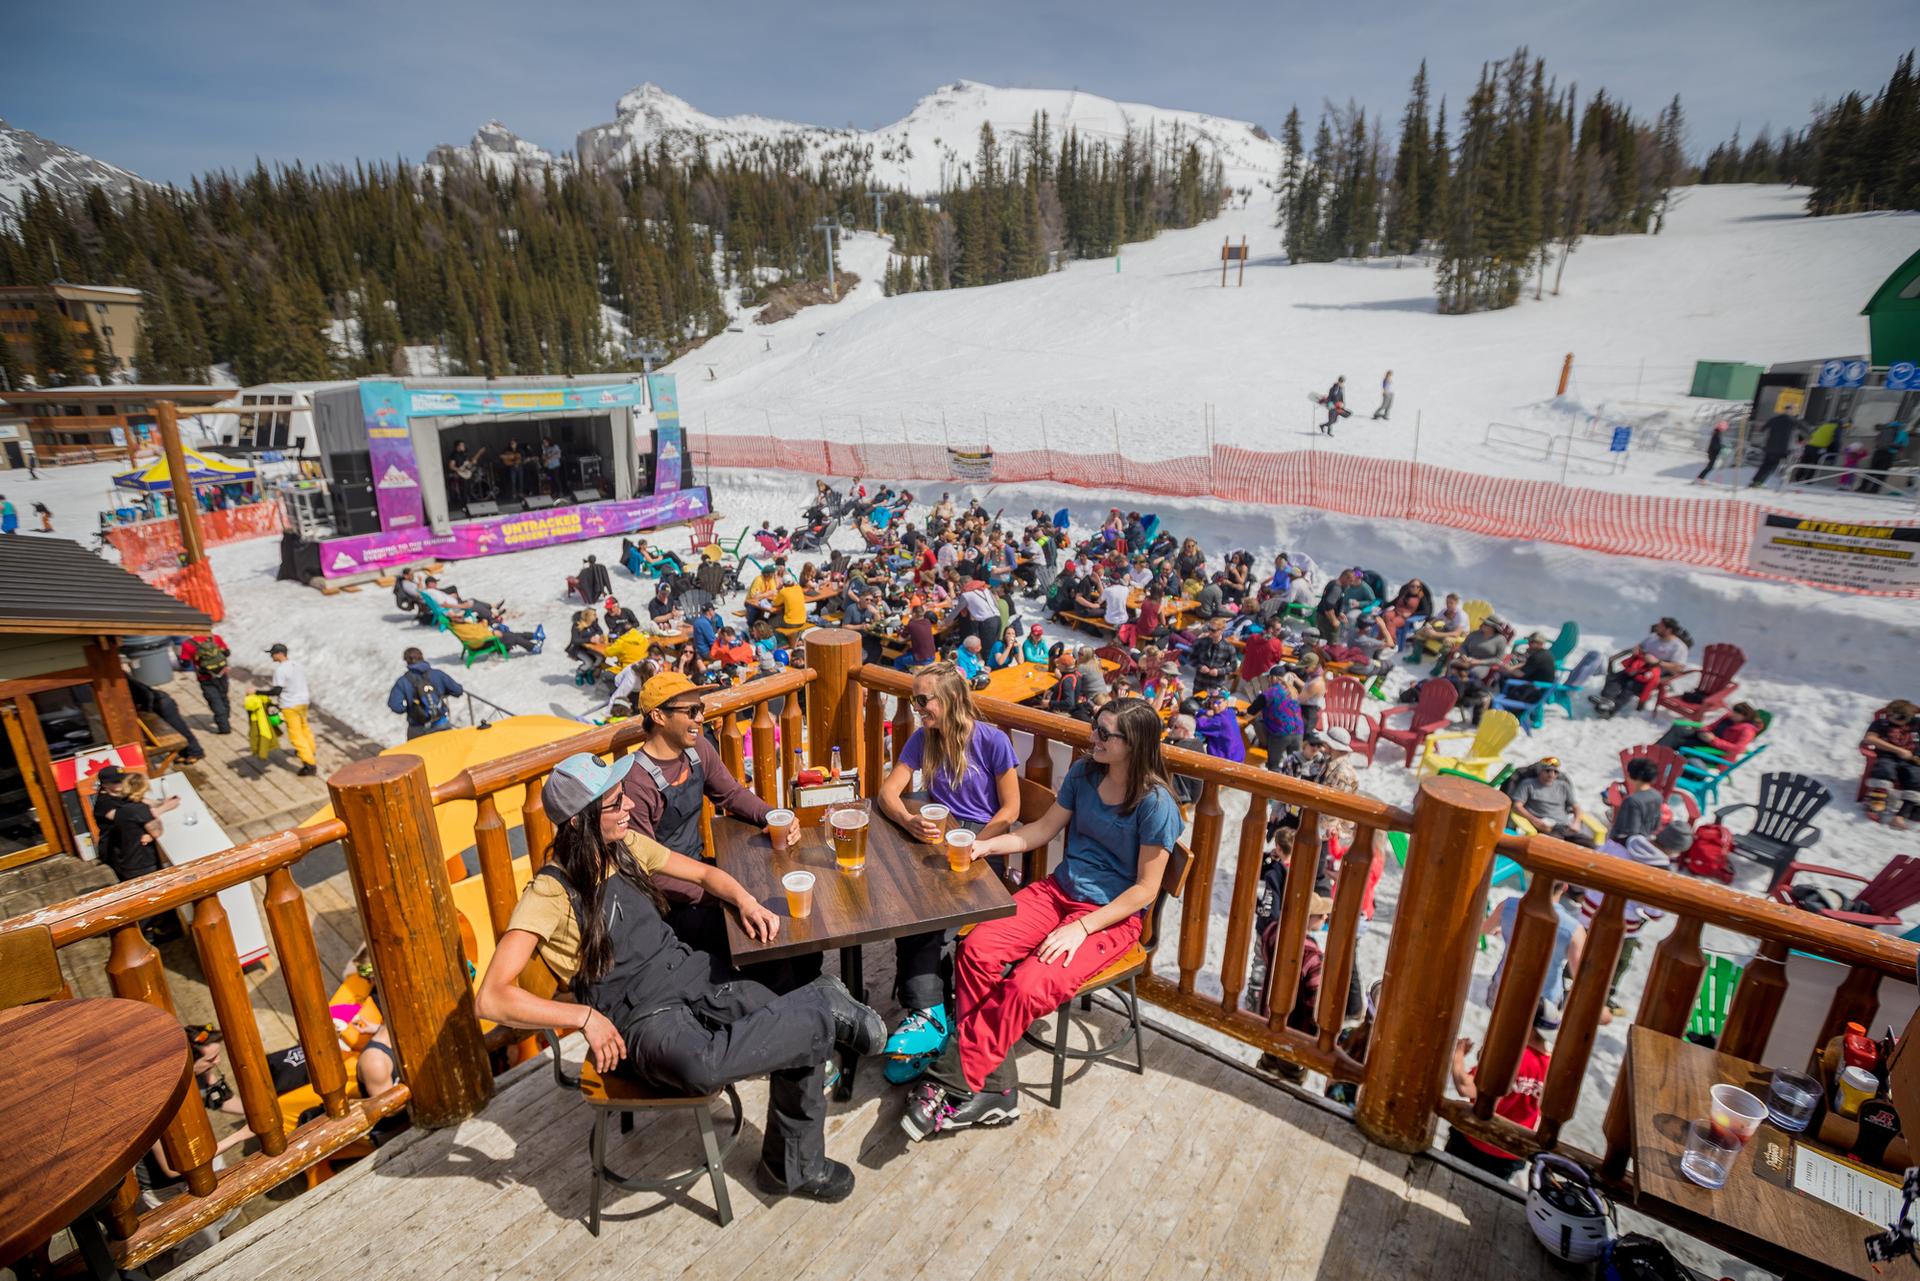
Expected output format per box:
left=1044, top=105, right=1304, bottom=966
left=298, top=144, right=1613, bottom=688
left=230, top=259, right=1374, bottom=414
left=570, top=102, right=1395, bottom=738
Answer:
left=1058, top=612, right=1116, bottom=638
left=138, top=711, right=188, bottom=772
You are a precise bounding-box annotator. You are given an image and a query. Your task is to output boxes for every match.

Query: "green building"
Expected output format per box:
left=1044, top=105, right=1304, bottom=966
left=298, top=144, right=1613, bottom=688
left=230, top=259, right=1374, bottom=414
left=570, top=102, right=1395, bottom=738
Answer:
left=1863, top=247, right=1920, bottom=367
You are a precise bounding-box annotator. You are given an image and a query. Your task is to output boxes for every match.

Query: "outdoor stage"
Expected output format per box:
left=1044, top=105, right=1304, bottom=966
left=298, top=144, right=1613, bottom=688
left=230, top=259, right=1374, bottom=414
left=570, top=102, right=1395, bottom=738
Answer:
left=286, top=374, right=709, bottom=578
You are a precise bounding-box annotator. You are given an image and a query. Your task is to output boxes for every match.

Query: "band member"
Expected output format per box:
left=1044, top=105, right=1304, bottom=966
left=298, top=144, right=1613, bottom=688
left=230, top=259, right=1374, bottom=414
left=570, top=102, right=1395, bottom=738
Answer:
left=447, top=440, right=471, bottom=506
left=498, top=439, right=524, bottom=501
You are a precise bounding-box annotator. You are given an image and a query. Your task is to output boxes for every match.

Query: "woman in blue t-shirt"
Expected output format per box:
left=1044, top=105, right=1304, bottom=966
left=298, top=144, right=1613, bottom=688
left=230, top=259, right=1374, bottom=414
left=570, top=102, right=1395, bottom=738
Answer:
left=876, top=663, right=1022, bottom=1081
left=902, top=697, right=1182, bottom=1140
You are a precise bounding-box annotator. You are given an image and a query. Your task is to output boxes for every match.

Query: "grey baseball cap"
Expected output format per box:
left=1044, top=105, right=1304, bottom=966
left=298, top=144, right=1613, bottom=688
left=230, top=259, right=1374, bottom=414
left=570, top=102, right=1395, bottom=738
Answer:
left=544, top=752, right=637, bottom=825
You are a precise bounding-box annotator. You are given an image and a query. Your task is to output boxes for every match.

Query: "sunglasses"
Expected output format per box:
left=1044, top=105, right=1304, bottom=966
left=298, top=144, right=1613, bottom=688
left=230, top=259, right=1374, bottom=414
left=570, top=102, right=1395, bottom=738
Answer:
left=911, top=693, right=936, bottom=709
left=661, top=702, right=705, bottom=719
left=1092, top=724, right=1122, bottom=743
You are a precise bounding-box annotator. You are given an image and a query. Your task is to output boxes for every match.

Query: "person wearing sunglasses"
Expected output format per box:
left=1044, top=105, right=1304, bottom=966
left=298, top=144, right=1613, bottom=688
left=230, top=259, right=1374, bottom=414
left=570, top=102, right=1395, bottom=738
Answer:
left=620, top=672, right=805, bottom=969
left=876, top=663, right=1022, bottom=1083
left=903, top=698, right=1181, bottom=1140
left=475, top=751, right=886, bottom=1205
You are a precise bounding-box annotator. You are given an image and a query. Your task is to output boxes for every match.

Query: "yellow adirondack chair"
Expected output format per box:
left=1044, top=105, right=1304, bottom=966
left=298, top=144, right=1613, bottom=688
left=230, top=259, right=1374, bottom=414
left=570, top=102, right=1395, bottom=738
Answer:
left=1419, top=709, right=1520, bottom=778
left=1423, top=597, right=1495, bottom=654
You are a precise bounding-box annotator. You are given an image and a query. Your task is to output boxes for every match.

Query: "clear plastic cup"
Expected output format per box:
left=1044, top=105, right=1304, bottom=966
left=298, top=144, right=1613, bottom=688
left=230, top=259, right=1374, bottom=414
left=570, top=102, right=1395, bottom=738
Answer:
left=829, top=801, right=869, bottom=872
left=1709, top=1083, right=1767, bottom=1148
left=1766, top=1069, right=1820, bottom=1133
left=944, top=828, right=976, bottom=873
left=919, top=803, right=951, bottom=844
left=1680, top=1119, right=1737, bottom=1189
left=766, top=808, right=796, bottom=848
left=781, top=870, right=815, bottom=919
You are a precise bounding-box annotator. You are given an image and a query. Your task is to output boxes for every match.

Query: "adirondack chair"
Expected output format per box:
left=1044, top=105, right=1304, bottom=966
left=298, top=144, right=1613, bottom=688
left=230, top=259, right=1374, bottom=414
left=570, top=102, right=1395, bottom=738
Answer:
left=1687, top=954, right=1743, bottom=1041
left=1489, top=649, right=1603, bottom=733
left=1360, top=679, right=1458, bottom=767
left=1675, top=709, right=1773, bottom=809
left=686, top=515, right=719, bottom=557
left=1546, top=621, right=1580, bottom=673
left=1321, top=675, right=1375, bottom=743
left=1419, top=710, right=1520, bottom=779
left=1094, top=645, right=1139, bottom=678
left=417, top=593, right=452, bottom=631
left=460, top=632, right=510, bottom=667
left=1717, top=772, right=1831, bottom=890
left=1770, top=855, right=1920, bottom=930
left=1602, top=745, right=1700, bottom=823
left=1655, top=643, right=1745, bottom=717
left=1387, top=826, right=1523, bottom=889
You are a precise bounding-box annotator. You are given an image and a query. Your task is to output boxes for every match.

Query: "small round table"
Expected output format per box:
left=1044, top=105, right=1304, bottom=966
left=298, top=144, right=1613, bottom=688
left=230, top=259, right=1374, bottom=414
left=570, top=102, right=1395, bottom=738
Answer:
left=0, top=998, right=192, bottom=1278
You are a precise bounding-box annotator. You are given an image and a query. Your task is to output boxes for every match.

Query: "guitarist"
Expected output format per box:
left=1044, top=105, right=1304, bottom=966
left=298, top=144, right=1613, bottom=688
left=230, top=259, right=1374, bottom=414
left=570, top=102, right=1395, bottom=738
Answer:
left=448, top=442, right=489, bottom=506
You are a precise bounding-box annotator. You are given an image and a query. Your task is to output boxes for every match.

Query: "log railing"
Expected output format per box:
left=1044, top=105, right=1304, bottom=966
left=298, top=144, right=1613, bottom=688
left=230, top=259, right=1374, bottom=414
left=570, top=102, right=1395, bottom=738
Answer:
left=5, top=629, right=1913, bottom=1263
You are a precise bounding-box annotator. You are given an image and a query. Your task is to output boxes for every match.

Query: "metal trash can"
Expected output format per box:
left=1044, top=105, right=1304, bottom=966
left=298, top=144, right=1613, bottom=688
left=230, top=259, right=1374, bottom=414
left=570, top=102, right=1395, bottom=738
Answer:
left=119, top=635, right=177, bottom=687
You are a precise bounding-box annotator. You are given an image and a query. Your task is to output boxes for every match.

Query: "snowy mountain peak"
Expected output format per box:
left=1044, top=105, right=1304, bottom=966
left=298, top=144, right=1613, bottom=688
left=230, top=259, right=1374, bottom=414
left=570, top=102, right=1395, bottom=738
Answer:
left=426, top=120, right=569, bottom=180
left=0, top=117, right=144, bottom=227
left=577, top=82, right=1283, bottom=193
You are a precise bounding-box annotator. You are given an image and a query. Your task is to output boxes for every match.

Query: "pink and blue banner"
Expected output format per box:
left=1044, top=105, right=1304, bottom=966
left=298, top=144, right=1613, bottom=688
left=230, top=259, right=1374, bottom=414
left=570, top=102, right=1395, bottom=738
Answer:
left=317, top=486, right=710, bottom=577
left=361, top=380, right=425, bottom=531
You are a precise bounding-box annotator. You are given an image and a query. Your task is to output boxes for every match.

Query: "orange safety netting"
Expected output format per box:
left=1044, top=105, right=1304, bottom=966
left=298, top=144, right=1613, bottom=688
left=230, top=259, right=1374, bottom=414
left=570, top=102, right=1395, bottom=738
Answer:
left=143, top=559, right=226, bottom=623
left=107, top=503, right=285, bottom=573
left=690, top=432, right=1918, bottom=598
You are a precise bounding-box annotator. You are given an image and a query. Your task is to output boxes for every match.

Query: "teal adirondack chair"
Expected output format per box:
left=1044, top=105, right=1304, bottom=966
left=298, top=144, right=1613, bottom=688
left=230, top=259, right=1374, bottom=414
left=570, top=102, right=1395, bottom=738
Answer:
left=1687, top=954, right=1743, bottom=1040
left=1675, top=710, right=1773, bottom=809
left=1547, top=621, right=1580, bottom=673
left=418, top=594, right=453, bottom=632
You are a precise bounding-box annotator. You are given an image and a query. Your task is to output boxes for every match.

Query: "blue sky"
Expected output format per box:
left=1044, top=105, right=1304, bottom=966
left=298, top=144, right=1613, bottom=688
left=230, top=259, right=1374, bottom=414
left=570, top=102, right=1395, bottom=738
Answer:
left=7, top=0, right=1911, bottom=184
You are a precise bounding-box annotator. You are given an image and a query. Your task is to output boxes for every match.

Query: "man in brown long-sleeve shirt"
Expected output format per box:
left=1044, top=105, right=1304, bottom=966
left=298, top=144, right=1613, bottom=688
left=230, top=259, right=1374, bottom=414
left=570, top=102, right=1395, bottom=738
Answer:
left=621, top=672, right=814, bottom=985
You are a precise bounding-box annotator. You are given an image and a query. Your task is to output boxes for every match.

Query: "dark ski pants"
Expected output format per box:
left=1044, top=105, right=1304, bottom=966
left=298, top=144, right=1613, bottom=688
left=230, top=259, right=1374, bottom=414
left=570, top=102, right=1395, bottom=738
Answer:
left=667, top=899, right=822, bottom=993
left=200, top=676, right=231, bottom=734
left=1749, top=449, right=1786, bottom=487
left=152, top=691, right=204, bottom=758
left=623, top=978, right=837, bottom=1187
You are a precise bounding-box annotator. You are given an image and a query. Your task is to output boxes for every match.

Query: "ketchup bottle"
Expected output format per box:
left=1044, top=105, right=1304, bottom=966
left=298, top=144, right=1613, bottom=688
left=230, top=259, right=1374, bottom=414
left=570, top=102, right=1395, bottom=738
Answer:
left=1843, top=1022, right=1880, bottom=1073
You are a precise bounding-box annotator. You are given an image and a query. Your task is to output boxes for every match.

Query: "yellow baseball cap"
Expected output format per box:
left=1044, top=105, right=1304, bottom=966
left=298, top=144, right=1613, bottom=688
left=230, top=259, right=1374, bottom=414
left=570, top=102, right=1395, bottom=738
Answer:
left=636, top=671, right=719, bottom=716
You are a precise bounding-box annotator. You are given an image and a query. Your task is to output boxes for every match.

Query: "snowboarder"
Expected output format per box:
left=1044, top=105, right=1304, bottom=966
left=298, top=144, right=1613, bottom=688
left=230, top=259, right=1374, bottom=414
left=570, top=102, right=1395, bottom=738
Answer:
left=1371, top=371, right=1393, bottom=421
left=1315, top=377, right=1348, bottom=435
left=1693, top=421, right=1726, bottom=483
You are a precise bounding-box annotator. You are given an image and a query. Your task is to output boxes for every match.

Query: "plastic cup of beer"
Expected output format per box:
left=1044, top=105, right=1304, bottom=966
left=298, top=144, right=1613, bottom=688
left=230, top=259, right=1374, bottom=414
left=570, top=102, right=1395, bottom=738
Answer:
left=944, top=828, right=976, bottom=873
left=781, top=870, right=815, bottom=919
left=829, top=802, right=869, bottom=872
left=1708, top=1083, right=1767, bottom=1148
left=919, top=803, right=951, bottom=844
left=766, top=808, right=796, bottom=849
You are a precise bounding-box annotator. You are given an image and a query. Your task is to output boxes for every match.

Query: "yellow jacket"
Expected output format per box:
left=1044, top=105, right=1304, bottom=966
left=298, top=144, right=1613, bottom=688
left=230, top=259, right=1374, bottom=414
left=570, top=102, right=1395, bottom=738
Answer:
left=603, top=628, right=653, bottom=672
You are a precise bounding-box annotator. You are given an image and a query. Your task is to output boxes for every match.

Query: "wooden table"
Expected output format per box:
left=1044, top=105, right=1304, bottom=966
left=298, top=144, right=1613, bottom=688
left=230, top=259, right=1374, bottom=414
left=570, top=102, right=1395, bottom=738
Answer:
left=977, top=661, right=1061, bottom=705
left=714, top=811, right=1016, bottom=1097
left=1624, top=1025, right=1911, bottom=1281
left=0, top=999, right=192, bottom=1276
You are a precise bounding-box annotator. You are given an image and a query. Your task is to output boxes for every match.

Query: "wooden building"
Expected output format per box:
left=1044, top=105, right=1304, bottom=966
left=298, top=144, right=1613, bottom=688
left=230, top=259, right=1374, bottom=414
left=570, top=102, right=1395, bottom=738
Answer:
left=0, top=537, right=210, bottom=870
left=0, top=384, right=230, bottom=464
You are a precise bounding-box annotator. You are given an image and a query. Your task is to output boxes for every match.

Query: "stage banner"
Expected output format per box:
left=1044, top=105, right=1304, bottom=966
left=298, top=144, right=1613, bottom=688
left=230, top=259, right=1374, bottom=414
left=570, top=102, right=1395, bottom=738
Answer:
left=948, top=447, right=995, bottom=480
left=654, top=426, right=685, bottom=493
left=1746, top=515, right=1920, bottom=593
left=316, top=486, right=712, bottom=577
left=402, top=382, right=645, bottom=417
left=361, top=379, right=425, bottom=531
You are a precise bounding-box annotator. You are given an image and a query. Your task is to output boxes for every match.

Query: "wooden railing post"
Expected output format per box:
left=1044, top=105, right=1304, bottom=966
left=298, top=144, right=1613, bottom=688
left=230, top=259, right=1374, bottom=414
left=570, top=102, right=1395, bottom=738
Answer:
left=1355, top=775, right=1508, bottom=1153
left=804, top=628, right=861, bottom=768
left=328, top=755, right=492, bottom=1128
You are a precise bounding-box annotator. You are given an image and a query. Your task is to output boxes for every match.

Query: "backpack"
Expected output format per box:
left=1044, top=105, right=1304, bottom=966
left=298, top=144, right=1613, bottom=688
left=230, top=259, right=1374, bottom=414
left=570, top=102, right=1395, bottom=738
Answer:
left=406, top=671, right=447, bottom=726
left=1679, top=823, right=1734, bottom=884
left=194, top=638, right=229, bottom=679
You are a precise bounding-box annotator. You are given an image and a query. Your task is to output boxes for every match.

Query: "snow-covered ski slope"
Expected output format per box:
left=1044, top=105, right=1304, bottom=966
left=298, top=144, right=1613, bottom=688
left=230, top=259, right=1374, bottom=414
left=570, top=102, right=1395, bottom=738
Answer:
left=680, top=184, right=1919, bottom=518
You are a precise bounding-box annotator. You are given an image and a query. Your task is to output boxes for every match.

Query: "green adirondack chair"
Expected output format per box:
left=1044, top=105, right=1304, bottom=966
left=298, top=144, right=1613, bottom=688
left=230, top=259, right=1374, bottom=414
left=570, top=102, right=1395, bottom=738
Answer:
left=1687, top=954, right=1744, bottom=1041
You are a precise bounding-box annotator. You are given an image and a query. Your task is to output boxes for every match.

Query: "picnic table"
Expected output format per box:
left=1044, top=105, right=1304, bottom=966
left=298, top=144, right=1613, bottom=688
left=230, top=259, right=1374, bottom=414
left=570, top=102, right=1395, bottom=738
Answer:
left=1621, top=1025, right=1912, bottom=1281
left=714, top=810, right=1014, bottom=1097
left=0, top=999, right=192, bottom=1278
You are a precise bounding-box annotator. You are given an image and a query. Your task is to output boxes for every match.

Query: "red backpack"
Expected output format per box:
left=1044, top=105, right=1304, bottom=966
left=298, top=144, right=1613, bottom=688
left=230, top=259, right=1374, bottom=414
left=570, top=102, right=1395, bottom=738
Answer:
left=1680, top=823, right=1734, bottom=884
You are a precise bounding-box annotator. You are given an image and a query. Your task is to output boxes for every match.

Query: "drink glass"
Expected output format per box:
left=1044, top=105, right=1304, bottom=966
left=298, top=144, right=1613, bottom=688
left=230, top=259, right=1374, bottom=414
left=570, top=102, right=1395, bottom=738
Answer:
left=1709, top=1083, right=1767, bottom=1148
left=944, top=828, right=976, bottom=873
left=766, top=808, right=796, bottom=849
left=781, top=870, right=815, bottom=919
left=1680, top=1119, right=1737, bottom=1189
left=829, top=800, right=870, bottom=872
left=1766, top=1069, right=1820, bottom=1133
left=918, top=803, right=950, bottom=844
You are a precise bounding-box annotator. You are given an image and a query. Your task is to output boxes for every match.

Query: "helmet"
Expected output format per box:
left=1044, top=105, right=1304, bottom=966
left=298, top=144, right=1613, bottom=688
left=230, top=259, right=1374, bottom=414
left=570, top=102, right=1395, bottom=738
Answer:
left=1525, top=1154, right=1612, bottom=1263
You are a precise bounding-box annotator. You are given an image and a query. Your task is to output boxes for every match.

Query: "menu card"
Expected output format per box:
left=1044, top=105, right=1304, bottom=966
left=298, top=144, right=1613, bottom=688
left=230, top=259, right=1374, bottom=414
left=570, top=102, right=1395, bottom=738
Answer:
left=1793, top=1145, right=1903, bottom=1225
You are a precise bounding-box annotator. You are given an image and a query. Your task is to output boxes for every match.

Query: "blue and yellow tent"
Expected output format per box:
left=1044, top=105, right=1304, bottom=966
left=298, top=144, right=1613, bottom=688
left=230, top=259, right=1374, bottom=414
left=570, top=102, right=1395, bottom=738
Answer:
left=113, top=448, right=257, bottom=492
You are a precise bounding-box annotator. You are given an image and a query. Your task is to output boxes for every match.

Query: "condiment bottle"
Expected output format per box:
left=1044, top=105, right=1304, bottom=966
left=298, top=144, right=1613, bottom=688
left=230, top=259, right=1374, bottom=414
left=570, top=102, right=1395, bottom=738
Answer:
left=1843, top=1022, right=1879, bottom=1073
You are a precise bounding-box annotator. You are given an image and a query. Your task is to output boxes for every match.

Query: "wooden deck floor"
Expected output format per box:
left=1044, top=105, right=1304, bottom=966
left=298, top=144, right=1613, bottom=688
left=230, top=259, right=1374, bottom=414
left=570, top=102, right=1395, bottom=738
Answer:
left=168, top=1007, right=1569, bottom=1281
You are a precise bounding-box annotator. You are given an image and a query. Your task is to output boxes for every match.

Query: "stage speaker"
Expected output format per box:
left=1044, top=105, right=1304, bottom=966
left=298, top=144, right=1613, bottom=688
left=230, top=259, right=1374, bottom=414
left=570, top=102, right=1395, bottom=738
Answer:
left=465, top=500, right=500, bottom=518
left=331, top=481, right=380, bottom=536
left=571, top=488, right=600, bottom=505
left=522, top=494, right=556, bottom=511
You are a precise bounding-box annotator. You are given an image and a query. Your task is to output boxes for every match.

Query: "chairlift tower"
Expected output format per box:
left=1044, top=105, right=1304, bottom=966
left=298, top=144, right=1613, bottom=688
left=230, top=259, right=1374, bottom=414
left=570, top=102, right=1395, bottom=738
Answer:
left=813, top=220, right=841, bottom=297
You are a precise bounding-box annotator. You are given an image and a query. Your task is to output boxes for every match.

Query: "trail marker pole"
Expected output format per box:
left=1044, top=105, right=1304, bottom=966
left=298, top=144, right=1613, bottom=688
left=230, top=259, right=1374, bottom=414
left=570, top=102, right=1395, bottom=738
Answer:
left=1557, top=352, right=1574, bottom=397
left=1238, top=236, right=1247, bottom=286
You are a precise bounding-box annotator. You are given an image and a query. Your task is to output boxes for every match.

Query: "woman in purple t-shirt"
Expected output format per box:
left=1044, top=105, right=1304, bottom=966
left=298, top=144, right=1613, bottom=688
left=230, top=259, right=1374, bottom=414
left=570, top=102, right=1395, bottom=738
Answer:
left=876, top=663, right=1021, bottom=1082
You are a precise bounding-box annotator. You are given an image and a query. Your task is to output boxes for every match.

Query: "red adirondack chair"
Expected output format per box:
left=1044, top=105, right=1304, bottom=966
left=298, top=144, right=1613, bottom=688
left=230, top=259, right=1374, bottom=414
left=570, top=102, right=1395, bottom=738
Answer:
left=1360, top=679, right=1457, bottom=767
left=1602, top=744, right=1700, bottom=823
left=1654, top=643, right=1745, bottom=717
left=686, top=515, right=718, bottom=555
left=1323, top=676, right=1379, bottom=753
left=1771, top=854, right=1920, bottom=929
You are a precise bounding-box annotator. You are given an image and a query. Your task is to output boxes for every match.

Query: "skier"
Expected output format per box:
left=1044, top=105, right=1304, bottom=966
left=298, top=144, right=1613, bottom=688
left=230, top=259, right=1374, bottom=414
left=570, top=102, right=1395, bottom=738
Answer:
left=1371, top=371, right=1393, bottom=421
left=1319, top=377, right=1347, bottom=435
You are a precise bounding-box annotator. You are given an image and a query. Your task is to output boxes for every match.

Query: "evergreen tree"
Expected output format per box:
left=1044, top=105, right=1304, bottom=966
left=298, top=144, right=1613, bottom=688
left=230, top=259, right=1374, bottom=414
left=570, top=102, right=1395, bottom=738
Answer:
left=1277, top=107, right=1306, bottom=259
left=1386, top=62, right=1432, bottom=253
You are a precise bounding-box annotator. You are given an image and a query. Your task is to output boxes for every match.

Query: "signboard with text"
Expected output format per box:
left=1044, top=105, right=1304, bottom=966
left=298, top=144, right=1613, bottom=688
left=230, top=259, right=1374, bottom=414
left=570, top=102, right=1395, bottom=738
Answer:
left=1747, top=515, right=1920, bottom=593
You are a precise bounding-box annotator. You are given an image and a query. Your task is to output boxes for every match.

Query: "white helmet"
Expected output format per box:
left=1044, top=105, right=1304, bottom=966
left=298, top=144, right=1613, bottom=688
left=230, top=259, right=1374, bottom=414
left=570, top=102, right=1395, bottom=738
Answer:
left=1526, top=1154, right=1613, bottom=1263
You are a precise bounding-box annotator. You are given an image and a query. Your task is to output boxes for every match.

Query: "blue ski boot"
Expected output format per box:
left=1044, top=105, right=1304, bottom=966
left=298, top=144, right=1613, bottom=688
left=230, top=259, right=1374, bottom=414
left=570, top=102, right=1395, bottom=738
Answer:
left=882, top=1004, right=951, bottom=1085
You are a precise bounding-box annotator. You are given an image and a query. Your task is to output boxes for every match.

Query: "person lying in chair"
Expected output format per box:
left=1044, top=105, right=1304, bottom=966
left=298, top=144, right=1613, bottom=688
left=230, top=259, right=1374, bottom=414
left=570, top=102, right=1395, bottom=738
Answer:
left=475, top=751, right=886, bottom=1204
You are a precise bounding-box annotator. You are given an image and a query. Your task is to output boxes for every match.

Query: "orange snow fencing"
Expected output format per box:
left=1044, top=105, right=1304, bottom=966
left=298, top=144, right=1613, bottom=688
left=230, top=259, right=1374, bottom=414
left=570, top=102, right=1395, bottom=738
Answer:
left=144, top=559, right=226, bottom=623
left=106, top=503, right=285, bottom=574
left=691, top=432, right=1920, bottom=598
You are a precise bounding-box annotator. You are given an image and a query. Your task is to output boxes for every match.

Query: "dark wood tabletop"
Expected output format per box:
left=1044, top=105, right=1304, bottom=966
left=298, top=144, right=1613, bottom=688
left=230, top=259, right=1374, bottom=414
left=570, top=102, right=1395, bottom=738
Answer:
left=0, top=999, right=191, bottom=1266
left=1625, top=1024, right=1912, bottom=1281
left=716, top=811, right=1015, bottom=964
